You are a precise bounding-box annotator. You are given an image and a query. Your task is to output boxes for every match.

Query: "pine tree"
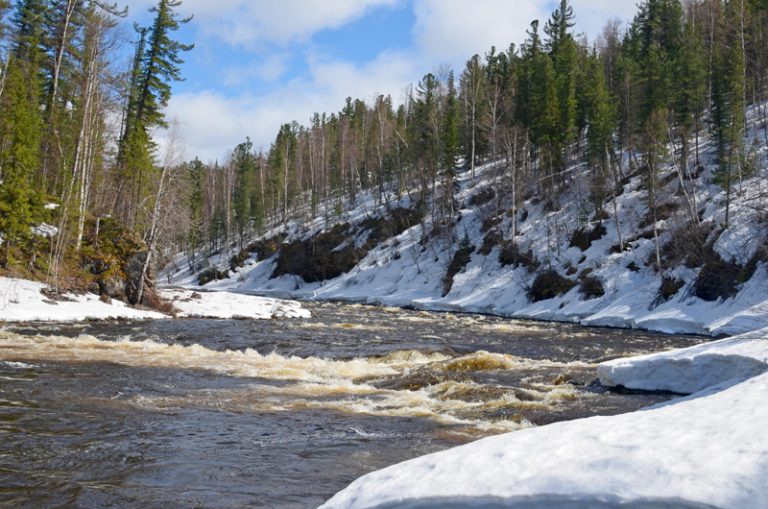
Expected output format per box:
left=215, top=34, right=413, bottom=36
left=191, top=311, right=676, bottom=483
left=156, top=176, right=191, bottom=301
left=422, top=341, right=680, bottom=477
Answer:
left=0, top=1, right=11, bottom=42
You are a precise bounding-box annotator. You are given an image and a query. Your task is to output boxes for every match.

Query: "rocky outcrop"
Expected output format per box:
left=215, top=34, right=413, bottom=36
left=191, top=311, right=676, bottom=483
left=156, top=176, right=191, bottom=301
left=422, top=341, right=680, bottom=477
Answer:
left=80, top=218, right=165, bottom=310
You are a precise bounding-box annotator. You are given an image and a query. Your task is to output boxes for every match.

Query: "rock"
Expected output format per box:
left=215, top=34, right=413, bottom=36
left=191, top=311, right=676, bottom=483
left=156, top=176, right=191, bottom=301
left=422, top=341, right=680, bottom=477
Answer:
left=124, top=252, right=158, bottom=306
left=98, top=274, right=126, bottom=300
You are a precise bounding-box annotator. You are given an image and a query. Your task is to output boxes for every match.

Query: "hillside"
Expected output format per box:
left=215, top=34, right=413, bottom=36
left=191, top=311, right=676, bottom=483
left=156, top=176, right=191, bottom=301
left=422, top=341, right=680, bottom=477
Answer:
left=164, top=102, right=768, bottom=337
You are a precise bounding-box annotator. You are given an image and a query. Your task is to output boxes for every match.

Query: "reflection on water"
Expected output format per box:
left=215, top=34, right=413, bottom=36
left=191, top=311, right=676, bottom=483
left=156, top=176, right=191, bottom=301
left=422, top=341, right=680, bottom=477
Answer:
left=1, top=302, right=703, bottom=508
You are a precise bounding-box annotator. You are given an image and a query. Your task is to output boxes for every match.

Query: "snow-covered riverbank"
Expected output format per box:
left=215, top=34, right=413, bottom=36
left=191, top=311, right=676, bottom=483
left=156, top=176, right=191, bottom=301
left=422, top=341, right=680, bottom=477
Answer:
left=164, top=103, right=768, bottom=338
left=321, top=329, right=768, bottom=509
left=0, top=277, right=310, bottom=322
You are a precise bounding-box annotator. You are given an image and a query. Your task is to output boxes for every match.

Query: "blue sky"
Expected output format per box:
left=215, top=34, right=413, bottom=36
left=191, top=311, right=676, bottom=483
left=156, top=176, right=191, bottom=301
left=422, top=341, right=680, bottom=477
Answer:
left=126, top=0, right=639, bottom=162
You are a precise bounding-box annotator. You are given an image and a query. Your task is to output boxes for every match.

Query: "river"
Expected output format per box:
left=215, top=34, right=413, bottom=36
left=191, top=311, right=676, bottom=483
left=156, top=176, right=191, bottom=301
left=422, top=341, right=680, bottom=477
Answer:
left=0, top=302, right=702, bottom=508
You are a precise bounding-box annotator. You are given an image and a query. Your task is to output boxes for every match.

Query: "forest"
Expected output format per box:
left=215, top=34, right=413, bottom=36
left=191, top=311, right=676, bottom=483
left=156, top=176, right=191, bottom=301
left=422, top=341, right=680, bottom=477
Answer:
left=1, top=0, right=767, bottom=305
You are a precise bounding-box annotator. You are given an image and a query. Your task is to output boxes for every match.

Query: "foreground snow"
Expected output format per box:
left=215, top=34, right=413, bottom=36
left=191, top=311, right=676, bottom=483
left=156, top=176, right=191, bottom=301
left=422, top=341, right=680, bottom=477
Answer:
left=0, top=277, right=310, bottom=322
left=322, top=330, right=768, bottom=509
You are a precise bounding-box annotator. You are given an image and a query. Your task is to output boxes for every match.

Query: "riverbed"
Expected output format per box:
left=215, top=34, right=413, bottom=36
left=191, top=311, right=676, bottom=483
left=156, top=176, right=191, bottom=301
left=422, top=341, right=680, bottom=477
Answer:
left=0, top=303, right=702, bottom=508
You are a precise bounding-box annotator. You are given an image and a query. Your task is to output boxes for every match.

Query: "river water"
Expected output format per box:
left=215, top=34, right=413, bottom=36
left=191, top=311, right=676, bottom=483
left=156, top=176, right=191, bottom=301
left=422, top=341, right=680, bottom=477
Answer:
left=0, top=303, right=702, bottom=508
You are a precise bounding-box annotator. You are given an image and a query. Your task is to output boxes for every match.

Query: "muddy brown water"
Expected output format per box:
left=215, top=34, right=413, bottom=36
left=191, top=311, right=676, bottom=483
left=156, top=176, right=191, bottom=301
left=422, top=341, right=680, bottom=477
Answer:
left=0, top=302, right=703, bottom=508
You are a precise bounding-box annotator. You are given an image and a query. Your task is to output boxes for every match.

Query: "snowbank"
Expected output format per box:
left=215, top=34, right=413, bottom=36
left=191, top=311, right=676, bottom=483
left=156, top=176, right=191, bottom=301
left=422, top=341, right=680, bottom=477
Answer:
left=0, top=277, right=310, bottom=322
left=0, top=277, right=165, bottom=322
left=598, top=327, right=768, bottom=394
left=321, top=330, right=768, bottom=509
left=161, top=288, right=311, bottom=320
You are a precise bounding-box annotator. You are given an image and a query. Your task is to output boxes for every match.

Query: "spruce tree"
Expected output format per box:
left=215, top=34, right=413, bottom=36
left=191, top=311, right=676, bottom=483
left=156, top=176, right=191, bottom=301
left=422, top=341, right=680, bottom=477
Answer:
left=116, top=0, right=192, bottom=229
left=675, top=11, right=706, bottom=169
left=530, top=48, right=560, bottom=200
left=442, top=71, right=459, bottom=174
left=0, top=0, right=47, bottom=262
left=712, top=0, right=747, bottom=228
left=0, top=63, right=42, bottom=262
left=585, top=52, right=614, bottom=218
left=232, top=138, right=255, bottom=242
left=545, top=0, right=578, bottom=168
left=441, top=71, right=460, bottom=220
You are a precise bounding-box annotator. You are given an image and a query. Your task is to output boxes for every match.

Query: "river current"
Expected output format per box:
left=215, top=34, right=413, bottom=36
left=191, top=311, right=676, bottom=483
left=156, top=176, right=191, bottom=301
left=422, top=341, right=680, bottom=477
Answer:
left=0, top=302, right=702, bottom=508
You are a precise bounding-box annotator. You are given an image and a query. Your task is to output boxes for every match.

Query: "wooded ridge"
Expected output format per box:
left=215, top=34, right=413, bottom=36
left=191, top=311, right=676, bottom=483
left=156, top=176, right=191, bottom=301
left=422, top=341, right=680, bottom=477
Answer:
left=1, top=0, right=767, bottom=311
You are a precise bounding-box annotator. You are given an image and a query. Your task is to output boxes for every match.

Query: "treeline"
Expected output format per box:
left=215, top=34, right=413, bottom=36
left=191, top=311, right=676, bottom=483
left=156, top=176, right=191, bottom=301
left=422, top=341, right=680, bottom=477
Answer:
left=0, top=0, right=191, bottom=288
left=175, top=0, right=768, bottom=271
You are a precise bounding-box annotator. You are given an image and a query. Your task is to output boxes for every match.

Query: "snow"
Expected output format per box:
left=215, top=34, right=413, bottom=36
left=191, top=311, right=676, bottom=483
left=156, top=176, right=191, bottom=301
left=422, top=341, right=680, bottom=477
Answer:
left=0, top=277, right=310, bottom=322
left=598, top=327, right=768, bottom=394
left=30, top=223, right=58, bottom=238
left=321, top=329, right=768, bottom=509
left=0, top=277, right=165, bottom=322
left=161, top=288, right=311, bottom=320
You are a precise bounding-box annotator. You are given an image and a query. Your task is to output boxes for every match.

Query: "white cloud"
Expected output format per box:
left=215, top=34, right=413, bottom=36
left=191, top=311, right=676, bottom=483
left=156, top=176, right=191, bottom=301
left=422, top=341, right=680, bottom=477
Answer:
left=412, top=0, right=637, bottom=66
left=570, top=0, right=637, bottom=42
left=138, top=0, right=402, bottom=48
left=220, top=53, right=290, bottom=87
left=412, top=0, right=548, bottom=64
left=161, top=50, right=419, bottom=162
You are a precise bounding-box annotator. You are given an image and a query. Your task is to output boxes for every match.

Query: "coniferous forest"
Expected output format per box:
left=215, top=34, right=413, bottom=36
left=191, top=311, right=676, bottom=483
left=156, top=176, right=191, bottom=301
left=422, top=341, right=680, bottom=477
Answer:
left=1, top=0, right=768, bottom=307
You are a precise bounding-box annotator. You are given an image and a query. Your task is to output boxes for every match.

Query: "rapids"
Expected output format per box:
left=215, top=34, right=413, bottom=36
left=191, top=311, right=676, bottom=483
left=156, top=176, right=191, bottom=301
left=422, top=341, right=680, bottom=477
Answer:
left=0, top=302, right=702, bottom=508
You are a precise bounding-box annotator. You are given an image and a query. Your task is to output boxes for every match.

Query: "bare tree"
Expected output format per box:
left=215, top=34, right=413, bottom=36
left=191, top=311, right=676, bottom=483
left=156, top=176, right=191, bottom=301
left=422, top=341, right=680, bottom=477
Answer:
left=136, top=120, right=184, bottom=305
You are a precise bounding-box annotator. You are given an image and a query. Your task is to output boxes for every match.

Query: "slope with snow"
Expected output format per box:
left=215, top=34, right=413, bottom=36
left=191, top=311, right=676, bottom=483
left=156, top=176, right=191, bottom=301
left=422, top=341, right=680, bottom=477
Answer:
left=164, top=105, right=768, bottom=338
